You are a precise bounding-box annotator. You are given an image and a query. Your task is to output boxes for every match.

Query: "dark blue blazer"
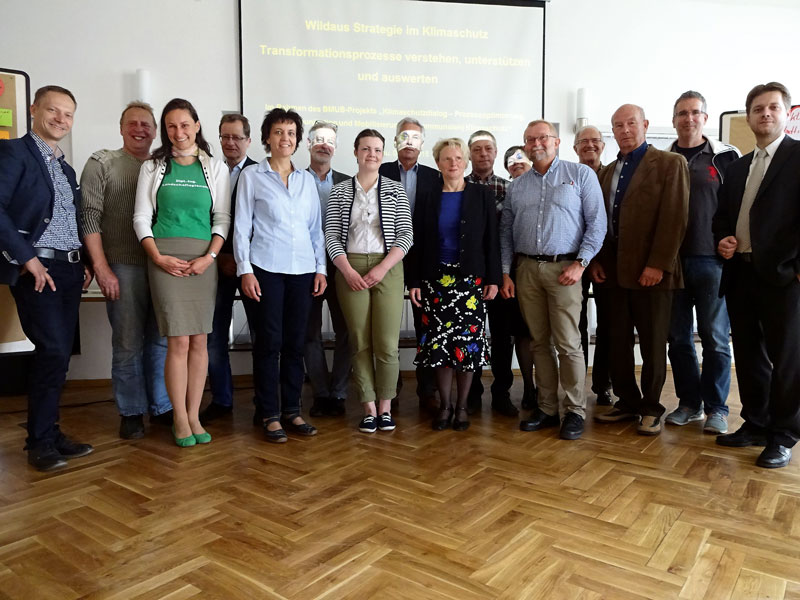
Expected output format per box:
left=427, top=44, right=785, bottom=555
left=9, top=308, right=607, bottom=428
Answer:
left=222, top=155, right=258, bottom=255
left=379, top=160, right=441, bottom=207
left=0, top=133, right=83, bottom=285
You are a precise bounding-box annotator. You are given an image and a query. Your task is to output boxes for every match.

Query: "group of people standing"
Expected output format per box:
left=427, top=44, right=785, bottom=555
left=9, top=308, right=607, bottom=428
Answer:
left=2, top=81, right=799, bottom=472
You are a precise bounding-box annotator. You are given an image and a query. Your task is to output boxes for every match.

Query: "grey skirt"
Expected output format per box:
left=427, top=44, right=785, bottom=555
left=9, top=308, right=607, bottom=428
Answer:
left=148, top=237, right=217, bottom=336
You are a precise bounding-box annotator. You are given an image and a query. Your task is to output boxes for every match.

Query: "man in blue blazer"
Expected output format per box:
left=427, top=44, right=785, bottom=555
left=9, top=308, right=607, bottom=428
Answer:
left=712, top=82, right=800, bottom=468
left=0, top=85, right=93, bottom=471
left=379, top=117, right=441, bottom=410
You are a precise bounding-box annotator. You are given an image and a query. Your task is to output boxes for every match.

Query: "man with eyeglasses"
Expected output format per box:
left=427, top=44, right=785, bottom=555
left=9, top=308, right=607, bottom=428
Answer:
left=663, top=91, right=739, bottom=436
left=500, top=120, right=606, bottom=440
left=591, top=104, right=689, bottom=436
left=303, top=120, right=351, bottom=418
left=81, top=101, right=173, bottom=439
left=573, top=126, right=614, bottom=409
left=201, top=113, right=259, bottom=422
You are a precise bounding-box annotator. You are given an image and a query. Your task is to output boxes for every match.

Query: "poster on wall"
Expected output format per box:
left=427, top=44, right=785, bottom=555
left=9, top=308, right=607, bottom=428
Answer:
left=0, top=68, right=31, bottom=354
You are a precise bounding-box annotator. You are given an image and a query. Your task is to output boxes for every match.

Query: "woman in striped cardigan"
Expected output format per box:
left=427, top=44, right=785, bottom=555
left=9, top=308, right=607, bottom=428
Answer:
left=325, top=129, right=413, bottom=434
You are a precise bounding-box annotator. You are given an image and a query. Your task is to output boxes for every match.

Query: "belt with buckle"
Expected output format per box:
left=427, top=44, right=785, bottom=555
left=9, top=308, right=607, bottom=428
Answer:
left=34, top=247, right=81, bottom=263
left=519, top=253, right=577, bottom=263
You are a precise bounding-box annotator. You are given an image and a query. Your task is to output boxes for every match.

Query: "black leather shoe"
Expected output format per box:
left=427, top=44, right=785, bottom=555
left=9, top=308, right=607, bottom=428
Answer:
left=27, top=443, right=67, bottom=472
left=520, top=410, right=560, bottom=432
left=492, top=397, right=519, bottom=417
left=309, top=397, right=328, bottom=418
left=120, top=415, right=145, bottom=439
left=200, top=402, right=232, bottom=422
left=595, top=390, right=613, bottom=406
left=756, top=443, right=792, bottom=468
left=715, top=426, right=768, bottom=447
left=54, top=430, right=93, bottom=459
left=453, top=407, right=470, bottom=432
left=327, top=397, right=346, bottom=417
left=560, top=412, right=584, bottom=440
left=432, top=406, right=453, bottom=431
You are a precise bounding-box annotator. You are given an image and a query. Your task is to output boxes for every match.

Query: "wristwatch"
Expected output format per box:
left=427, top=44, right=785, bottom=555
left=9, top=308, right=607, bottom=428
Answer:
left=578, top=257, right=590, bottom=268
left=209, top=252, right=218, bottom=260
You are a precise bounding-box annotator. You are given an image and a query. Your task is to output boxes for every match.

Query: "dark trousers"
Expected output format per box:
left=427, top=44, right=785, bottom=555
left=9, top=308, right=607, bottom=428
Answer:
left=207, top=273, right=257, bottom=407
left=726, top=259, right=800, bottom=447
left=580, top=276, right=612, bottom=394
left=472, top=296, right=516, bottom=400
left=607, top=286, right=673, bottom=417
left=412, top=301, right=436, bottom=398
left=247, top=267, right=314, bottom=419
left=11, top=259, right=84, bottom=448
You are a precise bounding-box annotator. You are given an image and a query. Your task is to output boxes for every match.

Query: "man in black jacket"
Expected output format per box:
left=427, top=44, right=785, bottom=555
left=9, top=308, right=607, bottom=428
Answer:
left=712, top=81, right=800, bottom=468
left=380, top=117, right=440, bottom=410
left=0, top=85, right=93, bottom=471
left=303, top=120, right=350, bottom=417
left=203, top=114, right=258, bottom=422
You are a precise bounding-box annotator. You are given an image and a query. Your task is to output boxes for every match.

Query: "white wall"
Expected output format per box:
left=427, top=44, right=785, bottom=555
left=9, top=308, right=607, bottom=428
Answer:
left=4, top=0, right=799, bottom=379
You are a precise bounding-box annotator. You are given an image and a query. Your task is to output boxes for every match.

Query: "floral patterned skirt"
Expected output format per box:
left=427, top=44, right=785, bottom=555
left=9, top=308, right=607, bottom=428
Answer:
left=414, top=264, right=490, bottom=371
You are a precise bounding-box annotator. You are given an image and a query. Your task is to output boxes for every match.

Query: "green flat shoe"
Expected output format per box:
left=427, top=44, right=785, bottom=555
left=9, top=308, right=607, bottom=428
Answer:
left=172, top=426, right=196, bottom=448
left=193, top=431, right=212, bottom=444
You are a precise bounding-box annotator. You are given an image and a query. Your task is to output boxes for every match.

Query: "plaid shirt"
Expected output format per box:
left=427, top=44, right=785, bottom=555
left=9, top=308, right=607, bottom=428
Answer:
left=467, top=171, right=509, bottom=216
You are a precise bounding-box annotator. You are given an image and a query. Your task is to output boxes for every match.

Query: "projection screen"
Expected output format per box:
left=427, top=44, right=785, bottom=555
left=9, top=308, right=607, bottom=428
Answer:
left=240, top=0, right=546, bottom=174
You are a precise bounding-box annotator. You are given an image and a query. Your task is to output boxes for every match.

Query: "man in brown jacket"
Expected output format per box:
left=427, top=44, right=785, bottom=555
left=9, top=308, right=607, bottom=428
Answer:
left=589, top=104, right=689, bottom=435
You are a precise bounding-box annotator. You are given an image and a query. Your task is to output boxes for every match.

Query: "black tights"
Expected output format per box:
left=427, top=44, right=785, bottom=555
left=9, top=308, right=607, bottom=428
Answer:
left=436, top=367, right=474, bottom=418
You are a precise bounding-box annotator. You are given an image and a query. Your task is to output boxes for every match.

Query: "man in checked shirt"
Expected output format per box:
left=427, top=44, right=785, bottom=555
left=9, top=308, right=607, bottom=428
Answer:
left=466, top=130, right=532, bottom=418
left=500, top=120, right=606, bottom=440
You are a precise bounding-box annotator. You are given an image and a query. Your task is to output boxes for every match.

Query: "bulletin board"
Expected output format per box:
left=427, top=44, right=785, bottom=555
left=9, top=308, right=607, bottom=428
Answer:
left=720, top=105, right=800, bottom=154
left=0, top=68, right=31, bottom=350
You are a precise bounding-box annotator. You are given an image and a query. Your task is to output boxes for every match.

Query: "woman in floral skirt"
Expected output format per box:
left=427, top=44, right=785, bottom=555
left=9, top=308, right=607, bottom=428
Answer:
left=407, top=138, right=502, bottom=431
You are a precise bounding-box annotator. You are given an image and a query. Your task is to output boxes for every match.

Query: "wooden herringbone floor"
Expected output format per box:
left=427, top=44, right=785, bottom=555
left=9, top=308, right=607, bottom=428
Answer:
left=1, top=373, right=799, bottom=600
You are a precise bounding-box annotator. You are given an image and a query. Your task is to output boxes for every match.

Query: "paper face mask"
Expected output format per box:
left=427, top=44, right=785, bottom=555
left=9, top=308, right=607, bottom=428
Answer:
left=308, top=128, right=337, bottom=153
left=395, top=129, right=423, bottom=152
left=507, top=149, right=532, bottom=167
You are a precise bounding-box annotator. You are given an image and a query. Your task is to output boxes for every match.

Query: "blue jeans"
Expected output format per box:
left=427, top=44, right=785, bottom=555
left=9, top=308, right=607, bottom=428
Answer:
left=106, top=264, right=171, bottom=416
left=249, top=268, right=314, bottom=418
left=207, top=273, right=256, bottom=407
left=11, top=258, right=84, bottom=447
left=668, top=256, right=731, bottom=415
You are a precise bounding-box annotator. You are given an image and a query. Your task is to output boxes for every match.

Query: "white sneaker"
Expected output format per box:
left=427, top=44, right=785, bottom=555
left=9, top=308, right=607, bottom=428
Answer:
left=638, top=415, right=662, bottom=436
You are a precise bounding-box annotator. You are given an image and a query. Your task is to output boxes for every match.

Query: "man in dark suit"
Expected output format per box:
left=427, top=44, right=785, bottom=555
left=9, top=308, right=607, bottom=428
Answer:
left=202, top=114, right=259, bottom=421
left=379, top=117, right=441, bottom=410
left=590, top=104, right=689, bottom=436
left=712, top=82, right=800, bottom=468
left=0, top=85, right=94, bottom=471
left=303, top=120, right=351, bottom=418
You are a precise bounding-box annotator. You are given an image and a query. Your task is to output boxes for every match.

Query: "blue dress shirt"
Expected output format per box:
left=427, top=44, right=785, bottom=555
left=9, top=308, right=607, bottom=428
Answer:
left=500, top=156, right=606, bottom=272
left=610, top=141, right=648, bottom=238
left=233, top=159, right=326, bottom=276
left=398, top=161, right=419, bottom=213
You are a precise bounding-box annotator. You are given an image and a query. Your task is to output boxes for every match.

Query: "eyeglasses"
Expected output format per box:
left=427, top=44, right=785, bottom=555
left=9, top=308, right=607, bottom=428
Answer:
left=674, top=110, right=706, bottom=118
left=524, top=134, right=557, bottom=145
left=576, top=138, right=603, bottom=146
left=220, top=134, right=248, bottom=142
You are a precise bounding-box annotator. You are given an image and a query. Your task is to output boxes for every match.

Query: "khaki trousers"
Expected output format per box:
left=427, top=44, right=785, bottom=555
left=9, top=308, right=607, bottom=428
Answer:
left=515, top=257, right=586, bottom=418
left=336, top=253, right=405, bottom=403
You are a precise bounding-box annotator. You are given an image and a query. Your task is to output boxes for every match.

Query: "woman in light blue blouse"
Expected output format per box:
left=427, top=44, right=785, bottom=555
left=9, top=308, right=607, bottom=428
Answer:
left=233, top=108, right=327, bottom=444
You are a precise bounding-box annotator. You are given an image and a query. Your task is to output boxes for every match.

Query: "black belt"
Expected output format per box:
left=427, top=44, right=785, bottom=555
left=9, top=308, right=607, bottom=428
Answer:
left=736, top=252, right=753, bottom=263
left=519, top=253, right=577, bottom=263
left=34, top=247, right=81, bottom=263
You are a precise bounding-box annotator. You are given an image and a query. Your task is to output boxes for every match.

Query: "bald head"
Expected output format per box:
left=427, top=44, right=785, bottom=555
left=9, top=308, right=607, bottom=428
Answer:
left=573, top=125, right=604, bottom=171
left=611, top=104, right=648, bottom=155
